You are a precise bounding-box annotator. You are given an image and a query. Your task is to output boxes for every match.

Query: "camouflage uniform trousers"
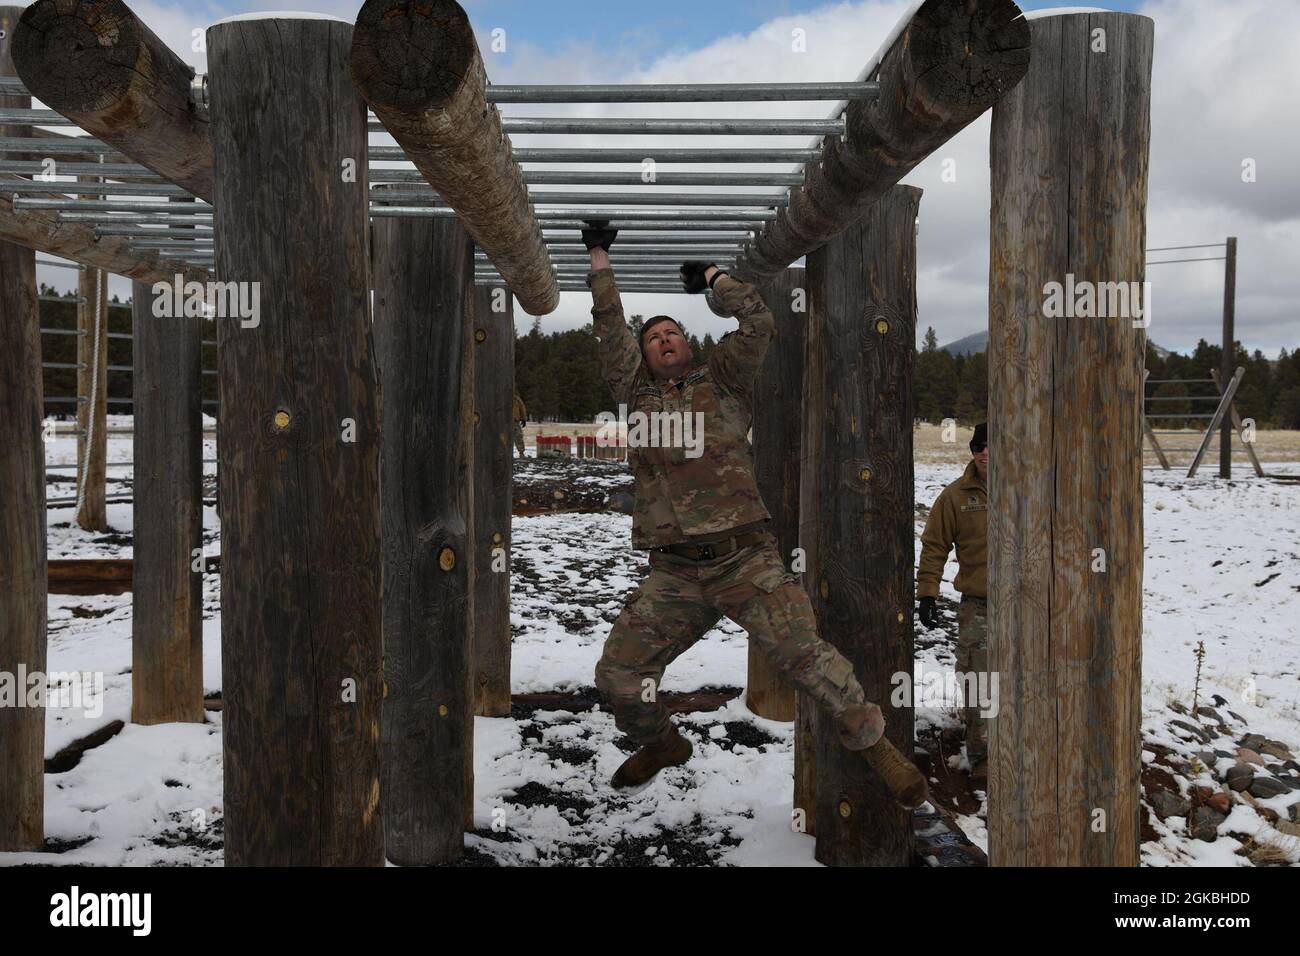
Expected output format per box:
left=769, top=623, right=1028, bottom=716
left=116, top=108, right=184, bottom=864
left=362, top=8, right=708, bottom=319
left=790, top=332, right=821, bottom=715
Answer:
left=512, top=420, right=526, bottom=457
left=594, top=532, right=877, bottom=750
left=956, top=595, right=989, bottom=768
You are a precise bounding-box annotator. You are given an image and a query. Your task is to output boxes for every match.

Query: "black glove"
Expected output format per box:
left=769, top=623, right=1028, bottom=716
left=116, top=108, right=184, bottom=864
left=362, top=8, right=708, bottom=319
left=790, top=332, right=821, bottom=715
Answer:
left=680, top=260, right=721, bottom=294
left=917, top=596, right=939, bottom=629
left=581, top=219, right=618, bottom=252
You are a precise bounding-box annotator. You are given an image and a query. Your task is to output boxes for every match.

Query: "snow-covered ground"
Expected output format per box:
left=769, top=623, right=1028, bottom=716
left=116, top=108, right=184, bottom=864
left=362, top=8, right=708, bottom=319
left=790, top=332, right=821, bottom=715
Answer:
left=3, top=434, right=1297, bottom=866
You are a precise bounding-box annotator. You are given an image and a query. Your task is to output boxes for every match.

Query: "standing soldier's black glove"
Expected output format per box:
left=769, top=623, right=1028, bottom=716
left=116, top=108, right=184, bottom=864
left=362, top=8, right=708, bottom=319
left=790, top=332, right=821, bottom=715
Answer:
left=581, top=220, right=618, bottom=251
left=917, top=596, right=939, bottom=629
left=680, top=260, right=721, bottom=294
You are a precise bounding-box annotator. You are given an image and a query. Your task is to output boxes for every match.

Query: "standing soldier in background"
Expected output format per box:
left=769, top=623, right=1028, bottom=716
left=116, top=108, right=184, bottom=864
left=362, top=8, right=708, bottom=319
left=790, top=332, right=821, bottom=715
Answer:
left=512, top=390, right=527, bottom=458
left=581, top=220, right=926, bottom=810
left=917, top=422, right=989, bottom=791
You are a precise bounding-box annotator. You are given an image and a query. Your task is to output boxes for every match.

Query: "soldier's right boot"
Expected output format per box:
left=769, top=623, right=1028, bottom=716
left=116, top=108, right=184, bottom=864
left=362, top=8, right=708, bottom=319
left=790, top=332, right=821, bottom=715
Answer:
left=611, top=727, right=692, bottom=789
left=863, top=739, right=930, bottom=810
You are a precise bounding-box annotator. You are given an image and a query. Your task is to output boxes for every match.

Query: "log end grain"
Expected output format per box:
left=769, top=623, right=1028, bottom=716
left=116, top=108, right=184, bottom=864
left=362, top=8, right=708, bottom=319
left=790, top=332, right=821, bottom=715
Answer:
left=350, top=0, right=478, bottom=114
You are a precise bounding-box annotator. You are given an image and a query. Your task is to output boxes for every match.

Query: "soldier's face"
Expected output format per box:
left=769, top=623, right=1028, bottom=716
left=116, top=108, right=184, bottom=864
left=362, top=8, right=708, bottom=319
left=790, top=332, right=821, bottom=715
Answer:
left=972, top=442, right=989, bottom=480
left=643, top=322, right=693, bottom=381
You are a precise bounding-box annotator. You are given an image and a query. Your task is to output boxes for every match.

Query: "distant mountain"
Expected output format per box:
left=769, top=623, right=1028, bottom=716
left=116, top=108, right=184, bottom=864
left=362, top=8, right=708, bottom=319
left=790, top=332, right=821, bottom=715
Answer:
left=937, top=329, right=1171, bottom=358
left=937, top=330, right=988, bottom=356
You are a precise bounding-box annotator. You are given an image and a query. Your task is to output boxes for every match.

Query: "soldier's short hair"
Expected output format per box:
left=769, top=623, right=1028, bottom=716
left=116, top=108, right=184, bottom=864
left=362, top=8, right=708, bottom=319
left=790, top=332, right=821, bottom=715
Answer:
left=639, top=314, right=683, bottom=348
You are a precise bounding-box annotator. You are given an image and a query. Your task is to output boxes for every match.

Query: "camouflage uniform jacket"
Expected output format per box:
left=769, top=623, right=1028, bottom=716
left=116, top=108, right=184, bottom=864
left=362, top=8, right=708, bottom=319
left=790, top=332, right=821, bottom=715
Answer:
left=512, top=393, right=527, bottom=422
left=917, top=459, right=987, bottom=599
left=587, top=266, right=774, bottom=549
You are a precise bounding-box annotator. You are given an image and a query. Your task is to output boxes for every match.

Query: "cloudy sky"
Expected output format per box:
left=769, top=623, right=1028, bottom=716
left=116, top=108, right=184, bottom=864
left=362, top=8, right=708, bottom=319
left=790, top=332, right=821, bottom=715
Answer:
left=33, top=0, right=1298, bottom=356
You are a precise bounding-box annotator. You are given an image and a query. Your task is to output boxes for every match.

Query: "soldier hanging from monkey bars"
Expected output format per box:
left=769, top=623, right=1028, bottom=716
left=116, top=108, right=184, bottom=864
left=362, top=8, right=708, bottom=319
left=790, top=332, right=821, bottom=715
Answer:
left=581, top=220, right=926, bottom=808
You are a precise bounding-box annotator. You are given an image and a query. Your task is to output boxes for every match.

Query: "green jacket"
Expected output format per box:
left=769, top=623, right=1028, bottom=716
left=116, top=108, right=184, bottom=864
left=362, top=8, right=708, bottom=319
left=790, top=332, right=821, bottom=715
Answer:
left=588, top=267, right=774, bottom=549
left=917, top=459, right=987, bottom=599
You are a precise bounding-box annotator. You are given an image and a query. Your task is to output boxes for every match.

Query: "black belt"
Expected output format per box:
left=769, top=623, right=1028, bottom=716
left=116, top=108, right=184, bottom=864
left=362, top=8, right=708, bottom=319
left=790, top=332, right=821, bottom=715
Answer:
left=654, top=530, right=767, bottom=562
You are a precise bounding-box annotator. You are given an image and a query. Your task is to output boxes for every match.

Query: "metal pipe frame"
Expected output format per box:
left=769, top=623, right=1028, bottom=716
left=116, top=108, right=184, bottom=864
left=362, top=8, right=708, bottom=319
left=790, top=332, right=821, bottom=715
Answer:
left=484, top=81, right=878, bottom=103
left=371, top=187, right=788, bottom=207
left=0, top=74, right=875, bottom=103
left=375, top=146, right=821, bottom=164
left=0, top=179, right=189, bottom=196
left=368, top=116, right=846, bottom=136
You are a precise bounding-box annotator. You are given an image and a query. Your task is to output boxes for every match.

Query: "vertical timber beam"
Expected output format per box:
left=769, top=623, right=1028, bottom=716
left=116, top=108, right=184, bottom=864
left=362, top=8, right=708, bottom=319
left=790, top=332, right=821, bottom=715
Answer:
left=748, top=267, right=805, bottom=722
left=1219, top=236, right=1237, bottom=479
left=0, top=3, right=47, bottom=852
left=988, top=11, right=1152, bottom=867
left=76, top=221, right=109, bottom=531
left=801, top=185, right=920, bottom=866
left=130, top=279, right=203, bottom=724
left=374, top=215, right=476, bottom=864
left=472, top=283, right=514, bottom=717
left=208, top=15, right=383, bottom=867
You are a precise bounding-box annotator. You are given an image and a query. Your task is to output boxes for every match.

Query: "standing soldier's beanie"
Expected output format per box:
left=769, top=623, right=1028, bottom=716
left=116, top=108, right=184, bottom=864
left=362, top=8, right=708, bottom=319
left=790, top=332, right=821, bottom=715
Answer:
left=970, top=422, right=988, bottom=453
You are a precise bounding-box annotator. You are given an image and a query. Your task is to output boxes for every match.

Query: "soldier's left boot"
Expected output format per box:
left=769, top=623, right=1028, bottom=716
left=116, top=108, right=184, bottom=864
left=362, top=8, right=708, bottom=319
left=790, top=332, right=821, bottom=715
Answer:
left=611, top=727, right=692, bottom=789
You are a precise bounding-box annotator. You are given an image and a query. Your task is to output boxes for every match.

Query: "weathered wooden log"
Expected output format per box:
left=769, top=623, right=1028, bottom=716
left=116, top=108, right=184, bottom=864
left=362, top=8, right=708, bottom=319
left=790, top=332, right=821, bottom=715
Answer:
left=130, top=279, right=203, bottom=725
left=472, top=283, right=514, bottom=717
left=13, top=0, right=214, bottom=201
left=208, top=14, right=383, bottom=867
left=747, top=267, right=805, bottom=722
left=0, top=3, right=47, bottom=852
left=350, top=0, right=558, bottom=316
left=0, top=188, right=209, bottom=282
left=801, top=185, right=920, bottom=866
left=374, top=213, right=477, bottom=864
left=734, top=0, right=1029, bottom=282
left=75, top=232, right=108, bottom=531
left=987, top=11, right=1152, bottom=867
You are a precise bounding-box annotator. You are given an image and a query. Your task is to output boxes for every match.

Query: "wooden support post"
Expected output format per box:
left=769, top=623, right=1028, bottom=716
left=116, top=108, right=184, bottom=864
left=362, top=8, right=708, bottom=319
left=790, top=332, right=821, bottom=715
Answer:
left=473, top=284, right=514, bottom=717
left=208, top=15, right=382, bottom=867
left=988, top=11, right=1152, bottom=867
left=350, top=0, right=558, bottom=316
left=1188, top=367, right=1244, bottom=480
left=130, top=280, right=203, bottom=724
left=75, top=250, right=109, bottom=531
left=801, top=185, right=920, bottom=866
left=0, top=3, right=47, bottom=852
left=1219, top=237, right=1237, bottom=479
left=1210, top=367, right=1264, bottom=478
left=14, top=0, right=215, bottom=201
left=373, top=214, right=476, bottom=864
left=735, top=0, right=1029, bottom=282
left=748, top=268, right=805, bottom=722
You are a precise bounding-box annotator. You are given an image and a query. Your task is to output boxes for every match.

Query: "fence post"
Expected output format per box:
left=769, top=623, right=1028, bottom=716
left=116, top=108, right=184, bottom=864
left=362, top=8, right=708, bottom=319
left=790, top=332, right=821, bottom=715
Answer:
left=373, top=213, right=476, bottom=864
left=1220, top=236, right=1237, bottom=479
left=75, top=245, right=109, bottom=531
left=473, top=285, right=514, bottom=717
left=801, top=185, right=920, bottom=865
left=208, top=14, right=383, bottom=866
left=988, top=10, right=1152, bottom=866
left=130, top=279, right=204, bottom=724
left=0, top=3, right=47, bottom=851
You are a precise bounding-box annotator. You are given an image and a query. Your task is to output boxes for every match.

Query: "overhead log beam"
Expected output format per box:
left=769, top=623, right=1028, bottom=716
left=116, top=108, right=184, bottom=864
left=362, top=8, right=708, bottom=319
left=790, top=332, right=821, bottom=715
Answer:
left=0, top=185, right=210, bottom=282
left=734, top=0, right=1030, bottom=281
left=350, top=0, right=559, bottom=316
left=13, top=0, right=214, bottom=202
